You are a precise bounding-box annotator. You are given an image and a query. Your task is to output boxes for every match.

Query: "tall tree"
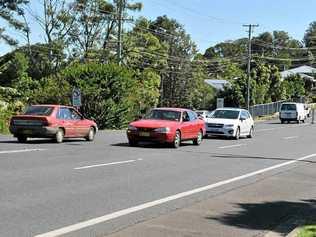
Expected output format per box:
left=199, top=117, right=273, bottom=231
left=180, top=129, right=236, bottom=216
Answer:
left=0, top=0, right=28, bottom=45
left=148, top=15, right=198, bottom=107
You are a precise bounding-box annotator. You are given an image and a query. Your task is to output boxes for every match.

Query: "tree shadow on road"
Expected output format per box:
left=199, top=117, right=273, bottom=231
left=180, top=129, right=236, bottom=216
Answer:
left=111, top=142, right=192, bottom=149
left=207, top=199, right=316, bottom=235
left=212, top=153, right=316, bottom=164
left=0, top=139, right=86, bottom=144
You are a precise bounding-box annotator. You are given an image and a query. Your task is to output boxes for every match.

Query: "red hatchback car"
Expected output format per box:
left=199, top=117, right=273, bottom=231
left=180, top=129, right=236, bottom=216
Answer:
left=127, top=108, right=206, bottom=148
left=9, top=105, right=98, bottom=143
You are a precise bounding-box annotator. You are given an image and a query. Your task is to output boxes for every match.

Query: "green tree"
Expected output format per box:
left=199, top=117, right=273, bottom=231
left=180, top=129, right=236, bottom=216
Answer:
left=0, top=0, right=28, bottom=45
left=62, top=62, right=139, bottom=129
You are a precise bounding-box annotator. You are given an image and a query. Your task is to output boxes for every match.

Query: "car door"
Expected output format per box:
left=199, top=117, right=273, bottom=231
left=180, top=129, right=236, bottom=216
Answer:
left=188, top=111, right=200, bottom=138
left=239, top=111, right=249, bottom=135
left=180, top=111, right=191, bottom=139
left=56, top=107, right=76, bottom=137
left=70, top=109, right=89, bottom=137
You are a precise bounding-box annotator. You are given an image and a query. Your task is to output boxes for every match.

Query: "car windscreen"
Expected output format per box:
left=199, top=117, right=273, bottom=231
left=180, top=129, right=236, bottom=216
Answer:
left=281, top=104, right=296, bottom=111
left=210, top=110, right=240, bottom=119
left=24, top=106, right=54, bottom=116
left=144, top=110, right=181, bottom=121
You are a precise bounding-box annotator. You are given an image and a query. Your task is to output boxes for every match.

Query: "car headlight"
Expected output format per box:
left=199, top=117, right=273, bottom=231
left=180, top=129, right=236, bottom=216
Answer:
left=128, top=125, right=138, bottom=131
left=224, top=124, right=235, bottom=128
left=154, top=127, right=170, bottom=133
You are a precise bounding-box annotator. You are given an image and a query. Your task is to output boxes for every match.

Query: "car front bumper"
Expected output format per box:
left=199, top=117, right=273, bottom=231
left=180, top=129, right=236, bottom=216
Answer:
left=127, top=130, right=175, bottom=143
left=10, top=126, right=58, bottom=138
left=206, top=127, right=236, bottom=137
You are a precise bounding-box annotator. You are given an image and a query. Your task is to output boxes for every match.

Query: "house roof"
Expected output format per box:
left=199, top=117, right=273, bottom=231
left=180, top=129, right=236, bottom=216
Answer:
left=205, top=79, right=230, bottom=91
left=281, top=65, right=316, bottom=81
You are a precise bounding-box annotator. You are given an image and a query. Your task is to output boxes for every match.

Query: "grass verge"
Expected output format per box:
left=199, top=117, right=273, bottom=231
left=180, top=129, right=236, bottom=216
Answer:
left=297, top=225, right=316, bottom=237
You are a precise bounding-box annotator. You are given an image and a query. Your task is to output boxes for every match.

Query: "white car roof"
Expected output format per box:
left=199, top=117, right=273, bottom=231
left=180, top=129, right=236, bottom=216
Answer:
left=215, top=107, right=247, bottom=112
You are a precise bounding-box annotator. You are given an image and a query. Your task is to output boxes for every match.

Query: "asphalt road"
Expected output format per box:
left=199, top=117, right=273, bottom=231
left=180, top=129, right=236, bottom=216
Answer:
left=1, top=119, right=316, bottom=237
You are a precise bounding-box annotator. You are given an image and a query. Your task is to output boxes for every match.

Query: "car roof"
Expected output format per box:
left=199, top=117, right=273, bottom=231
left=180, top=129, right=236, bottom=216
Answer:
left=154, top=107, right=191, bottom=112
left=215, top=107, right=246, bottom=112
left=29, top=104, right=74, bottom=108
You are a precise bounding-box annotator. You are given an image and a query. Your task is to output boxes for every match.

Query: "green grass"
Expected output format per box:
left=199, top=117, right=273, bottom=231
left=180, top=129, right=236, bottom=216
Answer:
left=298, top=225, right=316, bottom=237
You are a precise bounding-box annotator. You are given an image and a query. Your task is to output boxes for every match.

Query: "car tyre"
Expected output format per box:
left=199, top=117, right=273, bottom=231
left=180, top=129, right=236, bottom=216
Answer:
left=193, top=130, right=203, bottom=145
left=17, top=135, right=27, bottom=143
left=55, top=129, right=64, bottom=143
left=235, top=127, right=240, bottom=140
left=128, top=139, right=138, bottom=147
left=247, top=126, right=254, bottom=138
left=85, top=127, right=95, bottom=141
left=281, top=120, right=284, bottom=124
left=173, top=130, right=181, bottom=148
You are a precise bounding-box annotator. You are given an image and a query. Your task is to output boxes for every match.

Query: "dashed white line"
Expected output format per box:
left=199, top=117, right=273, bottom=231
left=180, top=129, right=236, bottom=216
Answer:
left=74, top=159, right=143, bottom=170
left=34, top=153, right=316, bottom=237
left=218, top=144, right=245, bottom=149
left=283, top=136, right=299, bottom=140
left=0, top=148, right=46, bottom=154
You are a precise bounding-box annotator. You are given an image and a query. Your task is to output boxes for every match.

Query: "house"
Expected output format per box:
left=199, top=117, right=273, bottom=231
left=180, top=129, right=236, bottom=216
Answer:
left=280, top=65, right=316, bottom=83
left=204, top=79, right=230, bottom=91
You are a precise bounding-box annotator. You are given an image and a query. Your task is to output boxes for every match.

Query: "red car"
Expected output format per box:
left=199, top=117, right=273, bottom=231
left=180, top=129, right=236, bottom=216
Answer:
left=9, top=105, right=98, bottom=143
left=127, top=108, right=206, bottom=148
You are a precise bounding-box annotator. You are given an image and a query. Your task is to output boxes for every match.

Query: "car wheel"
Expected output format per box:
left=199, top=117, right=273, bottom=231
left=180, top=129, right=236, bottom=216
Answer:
left=235, top=127, right=240, bottom=140
left=17, top=135, right=27, bottom=143
left=128, top=139, right=138, bottom=147
left=281, top=120, right=284, bottom=124
left=173, top=130, right=181, bottom=148
left=85, top=127, right=95, bottom=141
left=193, top=130, right=203, bottom=145
left=55, top=128, right=64, bottom=143
left=247, top=126, right=254, bottom=138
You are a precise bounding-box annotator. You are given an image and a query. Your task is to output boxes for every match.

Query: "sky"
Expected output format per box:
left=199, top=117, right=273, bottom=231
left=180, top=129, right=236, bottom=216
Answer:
left=1, top=0, right=316, bottom=56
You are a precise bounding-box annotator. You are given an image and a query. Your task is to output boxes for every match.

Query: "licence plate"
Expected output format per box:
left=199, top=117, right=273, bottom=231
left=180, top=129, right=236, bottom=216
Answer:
left=139, top=132, right=150, bottom=137
left=211, top=128, right=220, bottom=132
left=23, top=129, right=33, bottom=135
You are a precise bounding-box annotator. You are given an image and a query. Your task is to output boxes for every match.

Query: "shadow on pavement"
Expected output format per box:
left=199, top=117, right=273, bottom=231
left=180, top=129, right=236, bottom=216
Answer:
left=207, top=199, right=316, bottom=235
left=0, top=139, right=86, bottom=144
left=212, top=153, right=316, bottom=164
left=111, top=142, right=192, bottom=149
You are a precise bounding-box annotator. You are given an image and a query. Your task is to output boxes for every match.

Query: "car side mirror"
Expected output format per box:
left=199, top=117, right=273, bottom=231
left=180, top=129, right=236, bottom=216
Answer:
left=240, top=117, right=246, bottom=121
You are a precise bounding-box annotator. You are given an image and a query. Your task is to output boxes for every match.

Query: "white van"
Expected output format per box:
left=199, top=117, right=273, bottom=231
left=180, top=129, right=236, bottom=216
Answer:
left=279, top=102, right=306, bottom=124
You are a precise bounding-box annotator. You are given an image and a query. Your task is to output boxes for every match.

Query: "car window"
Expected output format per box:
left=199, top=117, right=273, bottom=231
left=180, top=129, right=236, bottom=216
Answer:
left=188, top=111, right=198, bottom=121
left=246, top=111, right=252, bottom=119
left=241, top=111, right=248, bottom=119
left=144, top=109, right=181, bottom=121
left=182, top=112, right=190, bottom=122
left=24, top=106, right=54, bottom=116
left=70, top=109, right=82, bottom=120
left=210, top=110, right=240, bottom=119
left=281, top=104, right=296, bottom=111
left=57, top=108, right=72, bottom=120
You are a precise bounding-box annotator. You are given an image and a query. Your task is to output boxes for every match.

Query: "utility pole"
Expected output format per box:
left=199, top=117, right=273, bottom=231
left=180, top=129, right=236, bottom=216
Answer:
left=243, top=24, right=259, bottom=110
left=117, top=0, right=124, bottom=65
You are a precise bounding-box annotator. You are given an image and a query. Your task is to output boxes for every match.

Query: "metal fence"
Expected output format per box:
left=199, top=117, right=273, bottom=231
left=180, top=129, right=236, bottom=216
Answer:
left=249, top=97, right=306, bottom=117
left=249, top=101, right=285, bottom=117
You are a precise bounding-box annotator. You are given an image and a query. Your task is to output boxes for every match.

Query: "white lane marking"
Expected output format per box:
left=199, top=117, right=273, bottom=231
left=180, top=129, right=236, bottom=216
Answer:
left=0, top=149, right=46, bottom=154
left=283, top=136, right=299, bottom=140
left=218, top=144, right=245, bottom=149
left=74, top=159, right=143, bottom=170
left=35, top=153, right=316, bottom=237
